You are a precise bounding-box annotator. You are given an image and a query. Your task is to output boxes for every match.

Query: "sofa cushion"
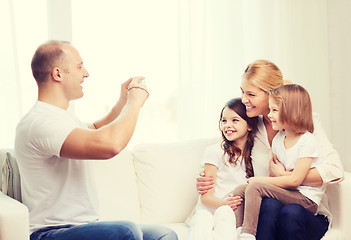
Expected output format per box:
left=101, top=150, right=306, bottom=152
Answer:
left=93, top=149, right=140, bottom=223
left=1, top=151, right=21, bottom=202
left=133, top=138, right=218, bottom=224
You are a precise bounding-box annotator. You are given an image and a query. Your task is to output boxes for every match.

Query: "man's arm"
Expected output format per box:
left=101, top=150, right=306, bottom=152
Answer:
left=60, top=77, right=148, bottom=160
left=89, top=78, right=134, bottom=130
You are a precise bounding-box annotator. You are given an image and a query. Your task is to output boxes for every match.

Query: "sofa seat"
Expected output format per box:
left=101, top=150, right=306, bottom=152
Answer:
left=1, top=138, right=350, bottom=240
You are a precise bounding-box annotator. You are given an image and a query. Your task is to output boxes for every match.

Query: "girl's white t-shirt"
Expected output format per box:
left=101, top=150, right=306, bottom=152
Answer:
left=250, top=114, right=344, bottom=227
left=15, top=101, right=99, bottom=233
left=272, top=131, right=326, bottom=205
left=197, top=143, right=248, bottom=212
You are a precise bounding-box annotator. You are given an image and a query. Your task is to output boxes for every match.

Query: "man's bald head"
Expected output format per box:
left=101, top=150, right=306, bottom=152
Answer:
left=31, top=40, right=71, bottom=86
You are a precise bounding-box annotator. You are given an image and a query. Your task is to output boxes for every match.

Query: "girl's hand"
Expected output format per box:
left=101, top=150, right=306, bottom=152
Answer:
left=247, top=177, right=257, bottom=183
left=196, top=171, right=214, bottom=195
left=225, top=194, right=243, bottom=210
left=269, top=157, right=287, bottom=177
left=247, top=176, right=266, bottom=184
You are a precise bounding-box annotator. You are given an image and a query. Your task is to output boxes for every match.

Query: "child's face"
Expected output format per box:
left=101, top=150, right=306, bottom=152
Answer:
left=268, top=98, right=284, bottom=131
left=220, top=107, right=250, bottom=144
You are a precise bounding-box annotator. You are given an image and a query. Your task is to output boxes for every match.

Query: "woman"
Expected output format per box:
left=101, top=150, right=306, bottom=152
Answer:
left=196, top=60, right=344, bottom=240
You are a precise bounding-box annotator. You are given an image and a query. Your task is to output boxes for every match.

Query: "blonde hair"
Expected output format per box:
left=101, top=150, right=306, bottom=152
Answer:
left=242, top=60, right=284, bottom=93
left=270, top=84, right=314, bottom=134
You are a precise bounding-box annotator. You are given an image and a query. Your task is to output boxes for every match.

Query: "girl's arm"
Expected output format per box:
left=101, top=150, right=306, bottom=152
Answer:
left=269, top=113, right=344, bottom=186
left=269, top=158, right=323, bottom=187
left=201, top=164, right=229, bottom=209
left=250, top=157, right=313, bottom=189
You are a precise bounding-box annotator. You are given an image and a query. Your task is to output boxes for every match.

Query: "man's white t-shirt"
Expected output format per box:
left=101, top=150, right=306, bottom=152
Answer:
left=15, top=101, right=99, bottom=233
left=272, top=131, right=326, bottom=205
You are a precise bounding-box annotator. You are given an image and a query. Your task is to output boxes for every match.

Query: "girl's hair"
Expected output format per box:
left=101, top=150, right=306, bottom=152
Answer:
left=242, top=60, right=284, bottom=93
left=270, top=84, right=314, bottom=134
left=219, top=98, right=258, bottom=178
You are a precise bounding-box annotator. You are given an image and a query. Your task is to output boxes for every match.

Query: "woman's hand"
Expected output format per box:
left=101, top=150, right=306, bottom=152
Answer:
left=196, top=171, right=214, bottom=195
left=225, top=194, right=243, bottom=210
left=269, top=157, right=287, bottom=177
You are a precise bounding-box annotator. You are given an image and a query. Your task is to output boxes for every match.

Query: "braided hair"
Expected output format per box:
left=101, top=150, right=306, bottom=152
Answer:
left=219, top=98, right=258, bottom=178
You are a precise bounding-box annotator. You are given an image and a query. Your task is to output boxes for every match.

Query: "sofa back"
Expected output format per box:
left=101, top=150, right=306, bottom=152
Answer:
left=93, top=149, right=141, bottom=223
left=131, top=138, right=219, bottom=224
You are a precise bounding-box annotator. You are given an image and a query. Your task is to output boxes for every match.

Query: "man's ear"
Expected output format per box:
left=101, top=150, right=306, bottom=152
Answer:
left=52, top=67, right=62, bottom=82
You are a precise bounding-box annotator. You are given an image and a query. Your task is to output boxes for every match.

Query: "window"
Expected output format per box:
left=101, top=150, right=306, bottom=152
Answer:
left=71, top=0, right=180, bottom=146
left=0, top=0, right=47, bottom=148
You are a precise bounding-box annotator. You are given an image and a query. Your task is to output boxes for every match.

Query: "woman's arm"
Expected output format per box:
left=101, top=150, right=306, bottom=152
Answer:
left=196, top=171, right=214, bottom=195
left=250, top=157, right=313, bottom=188
left=312, top=113, right=344, bottom=183
left=200, top=164, right=229, bottom=209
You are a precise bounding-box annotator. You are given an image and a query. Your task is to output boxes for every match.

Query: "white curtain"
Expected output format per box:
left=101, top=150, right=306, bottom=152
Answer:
left=2, top=0, right=350, bottom=170
left=178, top=0, right=350, bottom=170
left=327, top=0, right=351, bottom=172
left=0, top=0, right=21, bottom=149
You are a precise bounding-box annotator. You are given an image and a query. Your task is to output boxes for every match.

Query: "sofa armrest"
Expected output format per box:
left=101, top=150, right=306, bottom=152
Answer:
left=0, top=191, right=29, bottom=240
left=325, top=171, right=351, bottom=237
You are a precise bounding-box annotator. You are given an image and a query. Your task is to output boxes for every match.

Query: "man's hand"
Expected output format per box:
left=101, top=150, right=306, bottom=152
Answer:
left=196, top=171, right=214, bottom=195
left=127, top=76, right=149, bottom=107
left=225, top=194, right=243, bottom=210
left=118, top=78, right=134, bottom=106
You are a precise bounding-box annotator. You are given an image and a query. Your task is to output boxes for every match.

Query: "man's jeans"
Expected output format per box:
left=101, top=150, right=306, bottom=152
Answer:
left=30, top=221, right=178, bottom=240
left=256, top=198, right=329, bottom=240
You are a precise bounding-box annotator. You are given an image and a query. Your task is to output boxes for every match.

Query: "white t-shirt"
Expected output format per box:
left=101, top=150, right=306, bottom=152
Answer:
left=15, top=101, right=99, bottom=233
left=251, top=113, right=344, bottom=227
left=251, top=113, right=344, bottom=182
left=197, top=143, right=248, bottom=212
left=272, top=131, right=326, bottom=205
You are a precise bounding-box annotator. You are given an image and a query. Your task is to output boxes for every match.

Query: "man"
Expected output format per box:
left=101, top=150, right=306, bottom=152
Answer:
left=15, top=41, right=178, bottom=240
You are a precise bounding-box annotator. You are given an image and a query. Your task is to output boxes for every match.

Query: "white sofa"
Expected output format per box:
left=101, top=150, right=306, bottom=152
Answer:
left=1, top=138, right=350, bottom=240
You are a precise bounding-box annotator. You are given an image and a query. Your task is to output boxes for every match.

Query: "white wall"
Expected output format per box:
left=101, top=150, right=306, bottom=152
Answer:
left=327, top=0, right=351, bottom=171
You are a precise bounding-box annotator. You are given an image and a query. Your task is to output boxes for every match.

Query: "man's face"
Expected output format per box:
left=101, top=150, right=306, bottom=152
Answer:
left=60, top=45, right=89, bottom=101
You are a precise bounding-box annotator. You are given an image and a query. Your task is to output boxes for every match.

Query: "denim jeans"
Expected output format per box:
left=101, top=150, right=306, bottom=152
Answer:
left=30, top=221, right=178, bottom=240
left=256, top=198, right=329, bottom=240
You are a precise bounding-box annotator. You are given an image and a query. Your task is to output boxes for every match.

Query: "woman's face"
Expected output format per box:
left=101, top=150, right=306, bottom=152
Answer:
left=240, top=78, right=270, bottom=118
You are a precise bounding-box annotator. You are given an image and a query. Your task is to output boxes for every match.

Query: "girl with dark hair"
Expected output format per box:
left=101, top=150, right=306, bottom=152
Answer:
left=187, top=98, right=258, bottom=240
